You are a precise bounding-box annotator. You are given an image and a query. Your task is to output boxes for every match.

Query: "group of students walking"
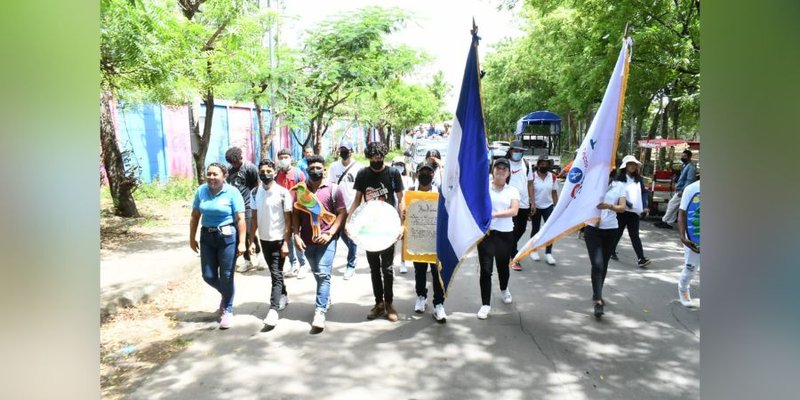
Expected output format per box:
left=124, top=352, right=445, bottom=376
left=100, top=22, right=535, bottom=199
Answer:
left=188, top=141, right=699, bottom=331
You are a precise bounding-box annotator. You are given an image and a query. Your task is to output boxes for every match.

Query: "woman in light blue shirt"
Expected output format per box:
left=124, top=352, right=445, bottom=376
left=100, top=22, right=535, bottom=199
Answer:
left=189, top=163, right=247, bottom=329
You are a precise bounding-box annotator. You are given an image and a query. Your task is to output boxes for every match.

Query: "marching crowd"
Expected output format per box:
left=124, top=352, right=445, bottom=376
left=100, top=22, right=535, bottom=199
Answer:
left=188, top=140, right=699, bottom=331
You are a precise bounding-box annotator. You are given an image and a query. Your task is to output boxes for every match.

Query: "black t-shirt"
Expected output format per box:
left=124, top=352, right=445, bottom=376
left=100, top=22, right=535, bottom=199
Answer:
left=353, top=166, right=404, bottom=207
left=226, top=160, right=259, bottom=209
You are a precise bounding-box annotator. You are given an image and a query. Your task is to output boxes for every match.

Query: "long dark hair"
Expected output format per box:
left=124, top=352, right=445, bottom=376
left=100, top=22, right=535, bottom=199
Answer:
left=615, top=166, right=641, bottom=183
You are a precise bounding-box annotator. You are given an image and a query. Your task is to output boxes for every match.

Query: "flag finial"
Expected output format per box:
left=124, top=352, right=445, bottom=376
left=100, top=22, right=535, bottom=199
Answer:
left=471, top=17, right=478, bottom=36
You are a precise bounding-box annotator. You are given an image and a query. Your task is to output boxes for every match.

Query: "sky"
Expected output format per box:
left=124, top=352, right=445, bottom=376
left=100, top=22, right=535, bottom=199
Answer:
left=279, top=0, right=525, bottom=112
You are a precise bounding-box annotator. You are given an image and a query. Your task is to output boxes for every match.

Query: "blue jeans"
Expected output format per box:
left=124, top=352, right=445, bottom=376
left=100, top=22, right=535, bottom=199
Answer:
left=340, top=229, right=358, bottom=269
left=288, top=235, right=307, bottom=266
left=304, top=238, right=337, bottom=313
left=199, top=229, right=237, bottom=313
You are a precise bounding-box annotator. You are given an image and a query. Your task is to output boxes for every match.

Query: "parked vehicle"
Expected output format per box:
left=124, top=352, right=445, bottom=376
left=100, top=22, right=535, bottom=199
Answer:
left=409, top=138, right=449, bottom=176
left=515, top=110, right=563, bottom=172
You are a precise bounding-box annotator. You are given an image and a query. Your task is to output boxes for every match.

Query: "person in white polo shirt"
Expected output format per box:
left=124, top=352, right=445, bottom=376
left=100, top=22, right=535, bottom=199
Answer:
left=476, top=157, right=520, bottom=320
left=249, top=159, right=293, bottom=327
left=529, top=155, right=560, bottom=265
left=506, top=140, right=534, bottom=271
left=677, top=179, right=700, bottom=307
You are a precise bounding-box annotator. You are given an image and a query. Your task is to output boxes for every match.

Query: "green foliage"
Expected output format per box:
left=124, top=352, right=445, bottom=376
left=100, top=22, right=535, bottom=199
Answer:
left=481, top=0, right=699, bottom=142
left=133, top=178, right=197, bottom=202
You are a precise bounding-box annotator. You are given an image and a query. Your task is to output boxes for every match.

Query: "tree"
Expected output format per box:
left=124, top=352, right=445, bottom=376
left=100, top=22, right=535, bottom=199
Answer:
left=178, top=0, right=258, bottom=183
left=100, top=0, right=186, bottom=217
left=298, top=6, right=422, bottom=154
left=482, top=0, right=699, bottom=156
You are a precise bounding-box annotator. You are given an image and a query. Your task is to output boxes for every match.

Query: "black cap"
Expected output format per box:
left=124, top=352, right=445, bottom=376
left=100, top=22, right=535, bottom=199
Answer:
left=510, top=140, right=526, bottom=150
left=536, top=154, right=552, bottom=165
left=417, top=162, right=435, bottom=172
left=493, top=157, right=511, bottom=168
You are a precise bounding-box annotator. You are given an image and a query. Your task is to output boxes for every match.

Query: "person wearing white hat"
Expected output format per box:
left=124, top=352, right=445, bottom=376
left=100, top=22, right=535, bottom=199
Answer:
left=610, top=155, right=651, bottom=268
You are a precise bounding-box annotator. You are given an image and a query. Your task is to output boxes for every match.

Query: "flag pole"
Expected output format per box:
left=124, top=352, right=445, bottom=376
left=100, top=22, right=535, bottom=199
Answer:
left=610, top=35, right=632, bottom=170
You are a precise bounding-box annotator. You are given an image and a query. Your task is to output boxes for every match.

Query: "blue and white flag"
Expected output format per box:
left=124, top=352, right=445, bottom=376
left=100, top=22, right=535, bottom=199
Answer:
left=513, top=37, right=633, bottom=262
left=436, top=33, right=492, bottom=294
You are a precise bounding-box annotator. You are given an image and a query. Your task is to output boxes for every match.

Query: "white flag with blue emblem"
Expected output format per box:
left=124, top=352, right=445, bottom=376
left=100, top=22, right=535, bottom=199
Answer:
left=513, top=37, right=633, bottom=262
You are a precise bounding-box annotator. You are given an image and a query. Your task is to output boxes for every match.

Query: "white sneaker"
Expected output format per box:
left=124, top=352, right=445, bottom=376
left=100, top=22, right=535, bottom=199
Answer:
left=278, top=294, right=288, bottom=311
left=530, top=252, right=540, bottom=262
left=238, top=259, right=254, bottom=273
left=545, top=254, right=556, bottom=265
left=501, top=289, right=513, bottom=304
left=433, top=304, right=447, bottom=322
left=297, top=264, right=308, bottom=279
left=286, top=261, right=300, bottom=277
left=263, top=309, right=279, bottom=326
left=311, top=310, right=326, bottom=329
left=477, top=305, right=491, bottom=319
left=343, top=267, right=355, bottom=280
left=414, top=296, right=427, bottom=313
left=399, top=263, right=408, bottom=274
left=679, top=288, right=693, bottom=307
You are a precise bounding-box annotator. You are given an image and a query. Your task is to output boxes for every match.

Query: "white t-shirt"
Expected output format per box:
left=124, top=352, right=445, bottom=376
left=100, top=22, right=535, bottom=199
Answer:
left=328, top=159, right=363, bottom=209
left=251, top=183, right=293, bottom=241
left=623, top=175, right=644, bottom=213
left=679, top=180, right=700, bottom=255
left=533, top=171, right=560, bottom=209
left=489, top=183, right=520, bottom=232
left=508, top=160, right=533, bottom=208
left=598, top=181, right=626, bottom=230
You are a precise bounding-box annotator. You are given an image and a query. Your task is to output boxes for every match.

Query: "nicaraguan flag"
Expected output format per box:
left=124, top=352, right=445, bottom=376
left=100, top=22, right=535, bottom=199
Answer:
left=513, top=37, right=633, bottom=262
left=436, top=33, right=492, bottom=294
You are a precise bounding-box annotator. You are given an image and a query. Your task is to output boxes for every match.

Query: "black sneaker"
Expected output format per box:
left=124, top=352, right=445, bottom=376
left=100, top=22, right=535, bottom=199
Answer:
left=654, top=221, right=673, bottom=229
left=593, top=303, right=604, bottom=318
left=638, top=258, right=651, bottom=268
left=610, top=252, right=619, bottom=261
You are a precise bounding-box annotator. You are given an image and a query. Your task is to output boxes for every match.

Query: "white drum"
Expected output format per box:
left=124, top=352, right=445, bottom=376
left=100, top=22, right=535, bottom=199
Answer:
left=347, top=201, right=402, bottom=252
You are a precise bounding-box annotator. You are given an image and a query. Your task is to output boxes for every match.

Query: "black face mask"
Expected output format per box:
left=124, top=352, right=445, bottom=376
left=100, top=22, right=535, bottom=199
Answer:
left=538, top=166, right=550, bottom=173
left=369, top=160, right=384, bottom=171
left=308, top=170, right=324, bottom=182
left=339, top=149, right=351, bottom=160
left=259, top=173, right=274, bottom=184
left=418, top=174, right=433, bottom=186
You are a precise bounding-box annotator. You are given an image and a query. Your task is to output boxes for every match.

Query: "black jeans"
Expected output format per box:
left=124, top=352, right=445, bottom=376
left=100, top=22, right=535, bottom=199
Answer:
left=583, top=225, right=616, bottom=301
left=414, top=262, right=445, bottom=306
left=367, top=245, right=395, bottom=304
left=512, top=207, right=530, bottom=251
left=477, top=230, right=513, bottom=306
left=531, top=205, right=554, bottom=253
left=612, top=211, right=645, bottom=260
left=259, top=239, right=287, bottom=310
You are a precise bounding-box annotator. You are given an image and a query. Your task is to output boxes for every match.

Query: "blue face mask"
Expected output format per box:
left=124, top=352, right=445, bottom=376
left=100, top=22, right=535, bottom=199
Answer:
left=510, top=152, right=523, bottom=162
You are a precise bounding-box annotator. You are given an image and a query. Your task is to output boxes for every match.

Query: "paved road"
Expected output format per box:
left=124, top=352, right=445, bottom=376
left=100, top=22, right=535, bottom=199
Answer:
left=128, top=221, right=699, bottom=400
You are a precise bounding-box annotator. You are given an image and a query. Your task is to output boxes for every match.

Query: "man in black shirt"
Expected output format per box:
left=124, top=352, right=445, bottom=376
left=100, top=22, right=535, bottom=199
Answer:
left=225, top=147, right=261, bottom=272
left=348, top=142, right=405, bottom=322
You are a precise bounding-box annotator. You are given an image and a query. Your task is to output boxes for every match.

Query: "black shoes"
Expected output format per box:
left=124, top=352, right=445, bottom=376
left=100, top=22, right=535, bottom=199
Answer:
left=593, top=302, right=604, bottom=318
left=654, top=221, right=673, bottom=229
left=610, top=252, right=619, bottom=261
left=638, top=258, right=651, bottom=268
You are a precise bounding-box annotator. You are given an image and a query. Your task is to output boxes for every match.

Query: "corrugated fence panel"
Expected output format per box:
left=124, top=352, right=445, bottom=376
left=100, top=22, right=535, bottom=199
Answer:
left=202, top=104, right=230, bottom=168
left=116, top=102, right=168, bottom=183
left=162, top=105, right=193, bottom=180
left=227, top=106, right=255, bottom=163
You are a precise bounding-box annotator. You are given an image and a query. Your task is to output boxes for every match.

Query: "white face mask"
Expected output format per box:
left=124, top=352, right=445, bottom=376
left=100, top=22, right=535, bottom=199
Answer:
left=278, top=158, right=291, bottom=169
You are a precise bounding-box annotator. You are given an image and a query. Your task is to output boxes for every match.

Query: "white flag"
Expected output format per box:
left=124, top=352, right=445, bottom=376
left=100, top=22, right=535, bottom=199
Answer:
left=513, top=37, right=633, bottom=262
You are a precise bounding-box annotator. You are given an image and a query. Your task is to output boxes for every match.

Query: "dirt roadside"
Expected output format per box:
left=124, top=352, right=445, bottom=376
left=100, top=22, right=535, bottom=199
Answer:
left=100, top=197, right=209, bottom=399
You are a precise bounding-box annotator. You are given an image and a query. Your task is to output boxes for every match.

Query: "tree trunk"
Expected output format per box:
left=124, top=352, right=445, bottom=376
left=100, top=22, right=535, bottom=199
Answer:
left=192, top=90, right=214, bottom=184
left=100, top=91, right=140, bottom=217
left=255, top=101, right=270, bottom=160
left=313, top=119, right=323, bottom=155
left=671, top=100, right=680, bottom=139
